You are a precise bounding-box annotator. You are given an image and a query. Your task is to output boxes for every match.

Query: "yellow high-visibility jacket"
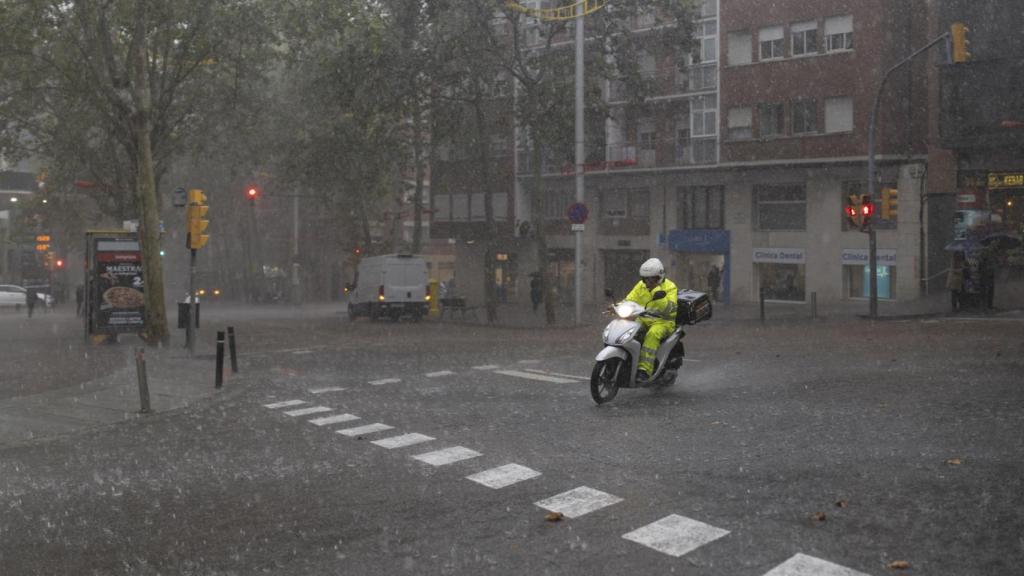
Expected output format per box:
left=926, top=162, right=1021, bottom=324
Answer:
left=624, top=278, right=678, bottom=327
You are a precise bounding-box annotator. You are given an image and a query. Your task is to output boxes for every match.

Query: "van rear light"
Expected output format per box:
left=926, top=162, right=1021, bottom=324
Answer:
left=378, top=285, right=385, bottom=302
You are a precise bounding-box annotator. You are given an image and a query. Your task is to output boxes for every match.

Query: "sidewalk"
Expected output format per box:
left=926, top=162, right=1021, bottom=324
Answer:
left=0, top=311, right=230, bottom=448
left=442, top=278, right=1024, bottom=329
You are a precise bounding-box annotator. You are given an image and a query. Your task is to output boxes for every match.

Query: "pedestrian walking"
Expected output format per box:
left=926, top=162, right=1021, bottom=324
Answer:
left=76, top=284, right=84, bottom=317
left=26, top=286, right=37, bottom=318
left=529, top=273, right=543, bottom=312
left=707, top=265, right=721, bottom=302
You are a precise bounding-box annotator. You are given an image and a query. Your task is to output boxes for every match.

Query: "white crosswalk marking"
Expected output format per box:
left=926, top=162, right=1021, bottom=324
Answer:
left=535, top=486, right=623, bottom=518
left=494, top=370, right=575, bottom=384
left=283, top=406, right=332, bottom=417
left=411, top=446, right=482, bottom=466
left=310, top=387, right=347, bottom=394
left=762, top=554, right=872, bottom=576
left=371, top=433, right=435, bottom=449
left=517, top=359, right=540, bottom=364
left=622, top=514, right=730, bottom=557
left=466, top=464, right=541, bottom=489
left=336, top=423, right=394, bottom=437
left=368, top=378, right=401, bottom=386
left=309, top=413, right=360, bottom=427
left=263, top=400, right=307, bottom=409
left=425, top=370, right=455, bottom=378
left=523, top=368, right=589, bottom=381
left=472, top=365, right=500, bottom=370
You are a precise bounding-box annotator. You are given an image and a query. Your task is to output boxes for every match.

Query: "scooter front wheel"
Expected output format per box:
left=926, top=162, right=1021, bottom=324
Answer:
left=590, top=359, right=621, bottom=405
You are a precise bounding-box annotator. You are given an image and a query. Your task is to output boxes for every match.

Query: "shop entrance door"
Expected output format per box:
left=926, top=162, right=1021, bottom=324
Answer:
left=603, top=250, right=649, bottom=298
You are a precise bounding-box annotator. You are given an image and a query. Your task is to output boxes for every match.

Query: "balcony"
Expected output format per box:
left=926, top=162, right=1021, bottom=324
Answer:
left=607, top=64, right=717, bottom=103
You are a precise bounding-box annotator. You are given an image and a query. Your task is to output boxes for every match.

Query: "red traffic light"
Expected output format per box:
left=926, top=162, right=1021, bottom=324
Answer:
left=861, top=202, right=875, bottom=217
left=353, top=247, right=362, bottom=256
left=56, top=259, right=64, bottom=268
left=246, top=187, right=258, bottom=199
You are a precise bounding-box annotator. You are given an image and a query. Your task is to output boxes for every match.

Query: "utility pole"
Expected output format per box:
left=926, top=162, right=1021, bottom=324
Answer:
left=292, top=194, right=301, bottom=305
left=573, top=2, right=584, bottom=326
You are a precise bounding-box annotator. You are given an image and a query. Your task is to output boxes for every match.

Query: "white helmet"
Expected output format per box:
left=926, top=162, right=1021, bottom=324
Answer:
left=639, top=258, right=664, bottom=280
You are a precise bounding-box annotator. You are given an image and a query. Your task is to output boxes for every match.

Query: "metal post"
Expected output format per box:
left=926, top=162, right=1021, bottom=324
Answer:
left=292, top=194, right=300, bottom=305
left=573, top=3, right=585, bottom=327
left=867, top=33, right=949, bottom=318
left=215, top=330, right=225, bottom=389
left=811, top=291, right=818, bottom=319
left=187, top=248, right=196, bottom=355
left=135, top=348, right=151, bottom=413
left=228, top=326, right=238, bottom=374
left=759, top=287, right=766, bottom=323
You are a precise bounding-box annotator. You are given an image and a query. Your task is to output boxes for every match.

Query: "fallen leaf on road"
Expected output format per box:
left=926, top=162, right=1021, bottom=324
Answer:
left=945, top=458, right=962, bottom=466
left=545, top=512, right=564, bottom=522
left=887, top=560, right=911, bottom=570
left=812, top=511, right=827, bottom=522
left=835, top=500, right=849, bottom=508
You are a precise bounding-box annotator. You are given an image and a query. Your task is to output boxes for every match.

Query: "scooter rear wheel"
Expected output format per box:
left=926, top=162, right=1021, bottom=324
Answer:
left=590, top=359, right=621, bottom=405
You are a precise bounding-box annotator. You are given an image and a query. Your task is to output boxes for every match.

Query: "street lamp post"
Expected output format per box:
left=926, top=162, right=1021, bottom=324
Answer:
left=573, top=2, right=584, bottom=326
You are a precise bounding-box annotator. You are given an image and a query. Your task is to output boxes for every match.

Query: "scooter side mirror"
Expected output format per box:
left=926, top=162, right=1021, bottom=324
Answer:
left=651, top=290, right=666, bottom=300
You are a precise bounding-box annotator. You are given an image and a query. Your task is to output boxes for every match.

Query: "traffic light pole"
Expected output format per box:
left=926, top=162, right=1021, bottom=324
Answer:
left=866, top=32, right=948, bottom=317
left=187, top=248, right=196, bottom=356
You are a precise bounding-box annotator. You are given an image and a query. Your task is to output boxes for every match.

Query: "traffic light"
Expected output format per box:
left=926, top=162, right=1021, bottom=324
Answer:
left=353, top=246, right=362, bottom=257
left=860, top=194, right=875, bottom=229
left=55, top=258, right=64, bottom=269
left=845, top=194, right=863, bottom=228
left=881, top=187, right=899, bottom=220
left=246, top=186, right=259, bottom=205
left=950, top=22, right=970, bottom=63
left=186, top=189, right=210, bottom=250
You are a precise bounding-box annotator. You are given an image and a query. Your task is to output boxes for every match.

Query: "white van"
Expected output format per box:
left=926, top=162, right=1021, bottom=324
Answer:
left=348, top=254, right=430, bottom=320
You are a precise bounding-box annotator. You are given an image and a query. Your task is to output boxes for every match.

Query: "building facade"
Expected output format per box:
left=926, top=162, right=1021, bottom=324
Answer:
left=431, top=0, right=1004, bottom=310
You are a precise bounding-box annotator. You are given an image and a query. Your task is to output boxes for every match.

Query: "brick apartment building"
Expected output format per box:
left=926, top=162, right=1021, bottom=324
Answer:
left=431, top=0, right=1012, bottom=309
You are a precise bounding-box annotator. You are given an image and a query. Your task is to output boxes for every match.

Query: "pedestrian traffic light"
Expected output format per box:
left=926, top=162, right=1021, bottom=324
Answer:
left=881, top=187, right=899, bottom=220
left=950, top=22, right=970, bottom=63
left=845, top=194, right=862, bottom=228
left=186, top=189, right=210, bottom=250
left=246, top=186, right=259, bottom=205
left=860, top=194, right=875, bottom=229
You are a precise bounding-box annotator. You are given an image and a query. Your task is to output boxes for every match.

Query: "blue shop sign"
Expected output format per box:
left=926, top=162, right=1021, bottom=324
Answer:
left=667, top=229, right=730, bottom=253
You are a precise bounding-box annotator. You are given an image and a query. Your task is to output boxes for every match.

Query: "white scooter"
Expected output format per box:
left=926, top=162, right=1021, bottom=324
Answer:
left=591, top=289, right=709, bottom=405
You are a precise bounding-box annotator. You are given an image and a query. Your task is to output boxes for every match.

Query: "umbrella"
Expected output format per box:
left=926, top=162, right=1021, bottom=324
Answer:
left=981, top=232, right=1022, bottom=251
left=944, top=237, right=980, bottom=252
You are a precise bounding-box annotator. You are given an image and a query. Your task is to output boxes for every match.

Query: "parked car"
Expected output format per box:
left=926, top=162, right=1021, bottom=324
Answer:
left=0, top=284, right=53, bottom=308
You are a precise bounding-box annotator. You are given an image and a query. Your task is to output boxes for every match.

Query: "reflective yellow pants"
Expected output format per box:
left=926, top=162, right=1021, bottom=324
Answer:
left=638, top=321, right=674, bottom=375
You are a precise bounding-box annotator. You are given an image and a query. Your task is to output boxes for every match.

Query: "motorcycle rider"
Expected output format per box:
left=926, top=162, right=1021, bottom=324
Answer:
left=622, top=258, right=678, bottom=382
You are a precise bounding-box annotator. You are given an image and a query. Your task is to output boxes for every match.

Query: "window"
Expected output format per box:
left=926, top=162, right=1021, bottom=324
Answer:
left=825, top=96, right=853, bottom=133
left=452, top=194, right=469, bottom=221
left=699, top=0, right=716, bottom=18
left=791, top=21, right=818, bottom=56
left=698, top=20, right=718, bottom=63
left=758, top=263, right=806, bottom=302
left=825, top=15, right=853, bottom=52
left=758, top=103, right=785, bottom=138
left=754, top=184, right=806, bottom=230
left=543, top=189, right=572, bottom=220
left=433, top=194, right=451, bottom=221
left=691, top=139, right=718, bottom=164
left=688, top=64, right=717, bottom=91
left=792, top=100, right=817, bottom=134
left=691, top=94, right=717, bottom=137
left=728, top=31, right=752, bottom=65
left=759, top=25, right=784, bottom=60
left=602, top=189, right=649, bottom=220
left=678, top=186, right=725, bottom=229
left=638, top=118, right=656, bottom=150
left=847, top=264, right=895, bottom=299
left=727, top=107, right=753, bottom=140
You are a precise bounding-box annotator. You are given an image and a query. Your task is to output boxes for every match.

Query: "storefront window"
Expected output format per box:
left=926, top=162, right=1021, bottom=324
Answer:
left=846, top=265, right=895, bottom=299
left=757, top=263, right=805, bottom=301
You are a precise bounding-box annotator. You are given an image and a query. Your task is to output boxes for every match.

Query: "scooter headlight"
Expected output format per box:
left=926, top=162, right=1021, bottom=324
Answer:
left=615, top=326, right=639, bottom=344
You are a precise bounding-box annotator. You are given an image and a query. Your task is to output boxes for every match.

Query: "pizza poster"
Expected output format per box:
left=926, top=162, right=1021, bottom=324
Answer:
left=93, top=245, right=146, bottom=332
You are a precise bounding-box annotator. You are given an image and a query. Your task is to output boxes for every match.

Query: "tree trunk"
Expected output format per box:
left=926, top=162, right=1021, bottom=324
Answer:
left=411, top=94, right=426, bottom=254
left=531, top=139, right=556, bottom=325
left=131, top=3, right=169, bottom=345
left=474, top=100, right=498, bottom=324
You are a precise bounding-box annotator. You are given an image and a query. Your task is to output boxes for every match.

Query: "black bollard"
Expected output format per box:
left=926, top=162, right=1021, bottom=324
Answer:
left=228, top=326, right=238, bottom=374
left=135, top=348, right=151, bottom=414
left=215, top=331, right=225, bottom=389
left=759, top=287, right=766, bottom=323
